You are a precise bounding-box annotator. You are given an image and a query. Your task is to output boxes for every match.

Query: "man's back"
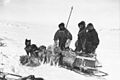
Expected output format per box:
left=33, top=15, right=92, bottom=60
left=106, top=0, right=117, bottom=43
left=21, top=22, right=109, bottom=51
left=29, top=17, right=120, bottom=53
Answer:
left=86, top=29, right=99, bottom=46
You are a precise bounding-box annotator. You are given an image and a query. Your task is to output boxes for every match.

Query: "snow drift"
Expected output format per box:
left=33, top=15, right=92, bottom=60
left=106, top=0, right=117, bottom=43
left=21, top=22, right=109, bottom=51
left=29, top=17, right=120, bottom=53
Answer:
left=1, top=21, right=119, bottom=80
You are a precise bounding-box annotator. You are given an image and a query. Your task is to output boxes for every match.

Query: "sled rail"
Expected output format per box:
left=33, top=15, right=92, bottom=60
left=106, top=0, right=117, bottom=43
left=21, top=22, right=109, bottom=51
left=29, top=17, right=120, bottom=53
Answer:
left=0, top=71, right=22, bottom=77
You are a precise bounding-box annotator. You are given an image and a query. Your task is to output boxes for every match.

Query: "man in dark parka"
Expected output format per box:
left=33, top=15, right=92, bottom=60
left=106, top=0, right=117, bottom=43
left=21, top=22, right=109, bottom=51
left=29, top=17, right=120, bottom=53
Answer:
left=85, top=23, right=100, bottom=54
left=75, top=21, right=86, bottom=52
left=54, top=22, right=72, bottom=50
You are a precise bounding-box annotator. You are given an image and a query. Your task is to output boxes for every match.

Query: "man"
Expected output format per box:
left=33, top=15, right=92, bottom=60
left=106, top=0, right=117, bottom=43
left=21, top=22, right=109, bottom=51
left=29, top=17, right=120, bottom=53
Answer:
left=85, top=23, right=99, bottom=54
left=75, top=21, right=86, bottom=53
left=54, top=22, right=72, bottom=50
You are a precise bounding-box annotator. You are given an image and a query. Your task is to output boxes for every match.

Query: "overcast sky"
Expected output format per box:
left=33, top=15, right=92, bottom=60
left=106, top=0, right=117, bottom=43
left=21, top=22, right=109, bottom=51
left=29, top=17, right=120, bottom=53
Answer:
left=0, top=0, right=119, bottom=29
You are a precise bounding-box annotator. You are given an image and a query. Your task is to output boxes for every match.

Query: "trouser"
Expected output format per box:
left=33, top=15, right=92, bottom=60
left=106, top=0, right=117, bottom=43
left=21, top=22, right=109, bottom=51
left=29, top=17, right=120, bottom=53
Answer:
left=59, top=41, right=67, bottom=51
left=85, top=42, right=97, bottom=53
left=75, top=43, right=82, bottom=52
left=58, top=53, right=64, bottom=66
left=75, top=40, right=83, bottom=52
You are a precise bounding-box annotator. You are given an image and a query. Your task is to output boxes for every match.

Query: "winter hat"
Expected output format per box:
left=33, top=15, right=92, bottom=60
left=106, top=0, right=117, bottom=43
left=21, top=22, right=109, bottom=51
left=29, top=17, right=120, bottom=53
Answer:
left=78, top=21, right=85, bottom=27
left=58, top=22, right=65, bottom=30
left=86, top=23, right=94, bottom=30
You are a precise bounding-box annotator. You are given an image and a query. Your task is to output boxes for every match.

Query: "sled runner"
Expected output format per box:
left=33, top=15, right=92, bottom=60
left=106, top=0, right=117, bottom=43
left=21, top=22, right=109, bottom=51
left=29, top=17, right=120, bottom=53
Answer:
left=0, top=71, right=22, bottom=80
left=0, top=71, right=22, bottom=77
left=72, top=68, right=108, bottom=77
left=0, top=72, right=44, bottom=80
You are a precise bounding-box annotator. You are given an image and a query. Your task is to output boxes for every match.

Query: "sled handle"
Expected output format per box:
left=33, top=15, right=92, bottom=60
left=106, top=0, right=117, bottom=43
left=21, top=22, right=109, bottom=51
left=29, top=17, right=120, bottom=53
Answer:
left=66, top=6, right=73, bottom=28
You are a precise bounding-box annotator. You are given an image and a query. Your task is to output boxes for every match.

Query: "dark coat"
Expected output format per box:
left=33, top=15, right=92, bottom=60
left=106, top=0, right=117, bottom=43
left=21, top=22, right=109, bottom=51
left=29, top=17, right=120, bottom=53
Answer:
left=54, top=29, right=72, bottom=50
left=75, top=28, right=86, bottom=52
left=85, top=29, right=99, bottom=53
left=86, top=29, right=99, bottom=46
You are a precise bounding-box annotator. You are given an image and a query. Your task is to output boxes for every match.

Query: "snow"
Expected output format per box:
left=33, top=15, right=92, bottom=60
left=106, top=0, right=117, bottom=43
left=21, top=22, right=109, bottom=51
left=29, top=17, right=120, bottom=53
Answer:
left=0, top=21, right=120, bottom=80
left=0, top=0, right=119, bottom=80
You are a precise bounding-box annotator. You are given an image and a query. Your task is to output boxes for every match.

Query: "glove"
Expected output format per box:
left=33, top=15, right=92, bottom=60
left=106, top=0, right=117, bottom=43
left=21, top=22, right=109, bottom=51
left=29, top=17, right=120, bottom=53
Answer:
left=54, top=40, right=59, bottom=47
left=65, top=39, right=71, bottom=48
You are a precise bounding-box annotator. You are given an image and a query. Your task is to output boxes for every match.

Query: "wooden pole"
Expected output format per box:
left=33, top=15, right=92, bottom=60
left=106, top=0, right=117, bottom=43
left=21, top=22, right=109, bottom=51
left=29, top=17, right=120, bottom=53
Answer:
left=66, top=6, right=73, bottom=28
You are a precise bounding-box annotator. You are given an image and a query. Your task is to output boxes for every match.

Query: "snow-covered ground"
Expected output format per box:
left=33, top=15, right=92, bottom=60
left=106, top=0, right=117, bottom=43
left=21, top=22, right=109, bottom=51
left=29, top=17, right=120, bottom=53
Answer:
left=0, top=21, right=120, bottom=80
left=0, top=0, right=119, bottom=80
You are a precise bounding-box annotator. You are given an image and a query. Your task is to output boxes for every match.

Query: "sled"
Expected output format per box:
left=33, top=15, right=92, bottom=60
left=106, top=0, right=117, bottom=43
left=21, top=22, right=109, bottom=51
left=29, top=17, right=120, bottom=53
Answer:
left=0, top=72, right=44, bottom=80
left=0, top=71, right=22, bottom=77
left=60, top=62, right=108, bottom=78
left=0, top=71, right=22, bottom=80
left=60, top=51, right=108, bottom=77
